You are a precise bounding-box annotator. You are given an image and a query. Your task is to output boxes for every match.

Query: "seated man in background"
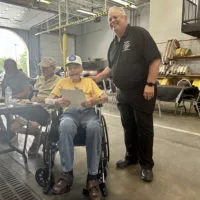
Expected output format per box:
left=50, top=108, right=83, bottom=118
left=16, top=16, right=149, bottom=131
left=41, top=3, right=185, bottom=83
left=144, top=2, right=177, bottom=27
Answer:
left=2, top=58, right=32, bottom=99
left=0, top=59, right=32, bottom=136
left=46, top=55, right=108, bottom=200
left=11, top=57, right=60, bottom=157
left=32, top=57, right=61, bottom=103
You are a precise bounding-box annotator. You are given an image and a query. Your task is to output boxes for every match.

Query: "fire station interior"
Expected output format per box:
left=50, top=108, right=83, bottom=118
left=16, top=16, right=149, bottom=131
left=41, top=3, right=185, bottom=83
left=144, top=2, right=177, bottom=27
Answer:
left=0, top=0, right=200, bottom=200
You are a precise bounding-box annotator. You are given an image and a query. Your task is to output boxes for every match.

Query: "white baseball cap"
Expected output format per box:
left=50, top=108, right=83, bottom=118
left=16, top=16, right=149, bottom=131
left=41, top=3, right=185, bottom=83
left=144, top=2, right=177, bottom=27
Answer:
left=66, top=55, right=82, bottom=66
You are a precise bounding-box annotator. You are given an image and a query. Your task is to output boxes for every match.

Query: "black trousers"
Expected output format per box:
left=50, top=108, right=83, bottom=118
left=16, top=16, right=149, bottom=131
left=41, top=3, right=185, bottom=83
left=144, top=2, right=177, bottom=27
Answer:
left=117, top=87, right=156, bottom=169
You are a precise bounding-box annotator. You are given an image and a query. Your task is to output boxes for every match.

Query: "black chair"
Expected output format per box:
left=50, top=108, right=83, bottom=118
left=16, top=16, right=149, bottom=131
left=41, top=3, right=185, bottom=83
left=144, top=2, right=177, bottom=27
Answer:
left=178, top=86, right=200, bottom=116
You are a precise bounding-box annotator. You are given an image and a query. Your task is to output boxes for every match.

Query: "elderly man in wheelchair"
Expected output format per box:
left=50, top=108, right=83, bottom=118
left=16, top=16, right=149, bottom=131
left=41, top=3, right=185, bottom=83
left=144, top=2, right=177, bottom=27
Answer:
left=45, top=55, right=108, bottom=200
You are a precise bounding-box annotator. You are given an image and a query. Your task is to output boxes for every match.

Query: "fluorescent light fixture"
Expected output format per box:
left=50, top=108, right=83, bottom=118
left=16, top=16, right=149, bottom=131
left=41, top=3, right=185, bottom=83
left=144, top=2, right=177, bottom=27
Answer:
left=130, top=4, right=137, bottom=9
left=37, top=0, right=52, bottom=4
left=77, top=9, right=96, bottom=16
left=111, top=0, right=137, bottom=8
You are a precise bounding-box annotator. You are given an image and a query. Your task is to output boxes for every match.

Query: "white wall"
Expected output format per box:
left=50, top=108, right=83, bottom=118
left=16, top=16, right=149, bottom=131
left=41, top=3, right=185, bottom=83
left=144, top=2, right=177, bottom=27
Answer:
left=150, top=0, right=200, bottom=74
left=38, top=5, right=150, bottom=65
left=39, top=6, right=150, bottom=64
left=135, top=4, right=150, bottom=30
left=150, top=0, right=194, bottom=42
left=40, top=33, right=75, bottom=66
left=149, top=0, right=200, bottom=54
left=76, top=16, right=114, bottom=61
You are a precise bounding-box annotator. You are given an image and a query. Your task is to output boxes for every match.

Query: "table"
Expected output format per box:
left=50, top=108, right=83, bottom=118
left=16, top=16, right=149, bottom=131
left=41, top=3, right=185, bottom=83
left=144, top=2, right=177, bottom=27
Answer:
left=0, top=103, right=50, bottom=162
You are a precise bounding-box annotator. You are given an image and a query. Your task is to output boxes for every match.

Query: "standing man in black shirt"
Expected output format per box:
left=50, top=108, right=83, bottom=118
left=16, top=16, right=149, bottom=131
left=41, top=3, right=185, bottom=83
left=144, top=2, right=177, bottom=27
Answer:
left=92, top=6, right=161, bottom=182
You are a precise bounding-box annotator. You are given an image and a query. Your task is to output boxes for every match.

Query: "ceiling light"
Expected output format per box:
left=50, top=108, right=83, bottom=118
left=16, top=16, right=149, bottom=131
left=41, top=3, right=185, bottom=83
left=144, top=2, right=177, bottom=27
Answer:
left=130, top=4, right=137, bottom=9
left=111, top=0, right=137, bottom=9
left=36, top=0, right=52, bottom=4
left=77, top=9, right=96, bottom=16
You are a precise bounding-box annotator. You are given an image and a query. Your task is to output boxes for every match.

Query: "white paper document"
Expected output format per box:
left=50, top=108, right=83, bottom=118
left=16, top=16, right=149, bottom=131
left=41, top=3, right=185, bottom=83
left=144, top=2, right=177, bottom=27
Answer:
left=60, top=88, right=86, bottom=108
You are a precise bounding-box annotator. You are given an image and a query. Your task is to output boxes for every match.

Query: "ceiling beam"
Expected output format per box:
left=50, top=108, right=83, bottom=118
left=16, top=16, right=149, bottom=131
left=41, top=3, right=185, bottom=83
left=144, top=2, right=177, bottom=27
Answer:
left=34, top=3, right=134, bottom=35
left=0, top=0, right=57, bottom=14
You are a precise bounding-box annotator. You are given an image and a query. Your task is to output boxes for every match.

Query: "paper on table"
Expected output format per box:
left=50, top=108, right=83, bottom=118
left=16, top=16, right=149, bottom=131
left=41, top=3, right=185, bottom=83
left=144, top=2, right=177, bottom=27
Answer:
left=60, top=88, right=86, bottom=108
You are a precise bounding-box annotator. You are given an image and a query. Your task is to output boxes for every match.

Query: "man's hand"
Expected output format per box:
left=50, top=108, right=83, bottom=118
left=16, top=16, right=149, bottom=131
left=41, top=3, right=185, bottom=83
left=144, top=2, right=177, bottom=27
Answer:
left=143, top=85, right=154, bottom=100
left=89, top=66, right=111, bottom=83
left=81, top=98, right=94, bottom=108
left=55, top=97, right=71, bottom=108
left=90, top=76, right=99, bottom=83
left=31, top=96, right=43, bottom=103
left=31, top=121, right=40, bottom=128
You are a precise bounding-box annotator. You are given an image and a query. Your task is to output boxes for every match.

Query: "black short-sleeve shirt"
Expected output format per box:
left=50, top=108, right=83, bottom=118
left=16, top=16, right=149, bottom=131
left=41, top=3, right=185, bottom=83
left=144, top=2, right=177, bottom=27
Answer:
left=2, top=70, right=31, bottom=96
left=107, top=24, right=161, bottom=90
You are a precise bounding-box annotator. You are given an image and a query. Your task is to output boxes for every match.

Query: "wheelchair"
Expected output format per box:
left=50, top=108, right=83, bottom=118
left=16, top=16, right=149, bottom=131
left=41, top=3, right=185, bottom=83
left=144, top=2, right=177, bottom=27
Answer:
left=35, top=105, right=110, bottom=197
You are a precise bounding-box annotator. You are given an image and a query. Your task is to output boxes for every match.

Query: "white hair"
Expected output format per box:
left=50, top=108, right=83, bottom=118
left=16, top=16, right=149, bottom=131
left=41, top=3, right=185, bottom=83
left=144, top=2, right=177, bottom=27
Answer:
left=108, top=6, right=127, bottom=16
left=39, top=57, right=56, bottom=69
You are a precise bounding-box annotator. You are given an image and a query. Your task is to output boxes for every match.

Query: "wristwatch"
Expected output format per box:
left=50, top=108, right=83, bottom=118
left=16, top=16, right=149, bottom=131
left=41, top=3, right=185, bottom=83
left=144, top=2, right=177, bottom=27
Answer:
left=146, top=82, right=155, bottom=87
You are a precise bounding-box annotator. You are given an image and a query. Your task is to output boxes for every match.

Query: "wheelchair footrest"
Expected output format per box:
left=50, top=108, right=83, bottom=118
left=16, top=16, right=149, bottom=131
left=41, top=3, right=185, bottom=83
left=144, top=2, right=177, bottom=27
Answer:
left=35, top=167, right=55, bottom=194
left=100, top=182, right=108, bottom=197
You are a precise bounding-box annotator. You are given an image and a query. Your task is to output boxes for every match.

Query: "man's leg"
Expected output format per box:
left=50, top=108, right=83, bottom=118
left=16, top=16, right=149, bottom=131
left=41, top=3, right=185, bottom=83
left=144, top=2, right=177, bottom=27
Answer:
left=52, top=115, right=77, bottom=194
left=27, top=122, right=42, bottom=157
left=135, top=109, right=154, bottom=182
left=81, top=108, right=102, bottom=200
left=11, top=118, right=41, bottom=157
left=0, top=116, right=6, bottom=133
left=116, top=103, right=139, bottom=168
left=85, top=119, right=102, bottom=176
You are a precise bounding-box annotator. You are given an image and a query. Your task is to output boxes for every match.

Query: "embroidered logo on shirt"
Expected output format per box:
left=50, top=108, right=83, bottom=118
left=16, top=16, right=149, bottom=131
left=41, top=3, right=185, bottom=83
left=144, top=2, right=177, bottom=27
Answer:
left=122, top=41, right=131, bottom=52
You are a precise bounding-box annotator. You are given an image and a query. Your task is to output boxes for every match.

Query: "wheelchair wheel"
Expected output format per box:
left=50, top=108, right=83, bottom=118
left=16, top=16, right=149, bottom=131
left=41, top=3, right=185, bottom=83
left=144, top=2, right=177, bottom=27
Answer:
left=101, top=115, right=110, bottom=165
left=43, top=138, right=56, bottom=168
left=35, top=168, right=54, bottom=188
left=43, top=141, right=50, bottom=165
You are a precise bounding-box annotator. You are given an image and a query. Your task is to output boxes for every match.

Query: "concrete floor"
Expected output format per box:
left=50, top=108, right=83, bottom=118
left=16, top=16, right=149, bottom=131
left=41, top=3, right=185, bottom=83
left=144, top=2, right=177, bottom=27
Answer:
left=0, top=102, right=200, bottom=200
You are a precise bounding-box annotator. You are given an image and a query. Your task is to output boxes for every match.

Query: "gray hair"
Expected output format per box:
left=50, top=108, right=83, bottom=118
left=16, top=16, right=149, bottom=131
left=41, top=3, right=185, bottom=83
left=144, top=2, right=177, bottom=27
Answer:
left=39, top=57, right=56, bottom=69
left=108, top=6, right=127, bottom=17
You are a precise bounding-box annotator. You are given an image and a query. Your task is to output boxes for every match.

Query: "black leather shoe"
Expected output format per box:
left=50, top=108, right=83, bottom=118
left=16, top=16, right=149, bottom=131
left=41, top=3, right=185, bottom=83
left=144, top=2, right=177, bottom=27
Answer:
left=141, top=169, right=153, bottom=182
left=87, top=179, right=102, bottom=200
left=52, top=172, right=73, bottom=195
left=116, top=158, right=138, bottom=169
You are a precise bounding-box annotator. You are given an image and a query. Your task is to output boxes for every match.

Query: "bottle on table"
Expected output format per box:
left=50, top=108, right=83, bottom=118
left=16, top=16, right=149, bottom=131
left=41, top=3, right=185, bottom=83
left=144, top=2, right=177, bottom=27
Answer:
left=5, top=86, right=12, bottom=107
